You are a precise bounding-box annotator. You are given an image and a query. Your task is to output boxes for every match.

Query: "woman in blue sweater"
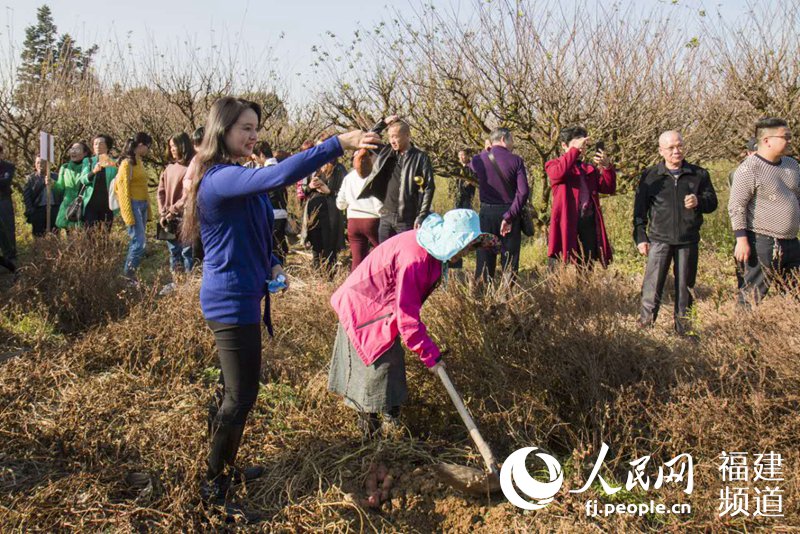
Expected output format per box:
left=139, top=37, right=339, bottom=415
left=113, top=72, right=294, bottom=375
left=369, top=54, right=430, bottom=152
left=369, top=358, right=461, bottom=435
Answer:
left=181, top=97, right=379, bottom=516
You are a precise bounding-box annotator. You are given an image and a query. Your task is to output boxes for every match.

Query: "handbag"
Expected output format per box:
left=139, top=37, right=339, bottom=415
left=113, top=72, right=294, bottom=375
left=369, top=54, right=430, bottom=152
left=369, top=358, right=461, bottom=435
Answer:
left=156, top=216, right=181, bottom=241
left=487, top=152, right=535, bottom=236
left=108, top=178, right=120, bottom=211
left=66, top=183, right=87, bottom=223
left=109, top=158, right=129, bottom=212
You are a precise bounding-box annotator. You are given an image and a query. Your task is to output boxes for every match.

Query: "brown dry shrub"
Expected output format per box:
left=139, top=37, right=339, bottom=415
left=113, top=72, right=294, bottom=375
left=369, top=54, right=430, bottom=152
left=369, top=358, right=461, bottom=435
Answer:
left=65, top=276, right=214, bottom=377
left=6, top=230, right=136, bottom=334
left=0, top=260, right=798, bottom=531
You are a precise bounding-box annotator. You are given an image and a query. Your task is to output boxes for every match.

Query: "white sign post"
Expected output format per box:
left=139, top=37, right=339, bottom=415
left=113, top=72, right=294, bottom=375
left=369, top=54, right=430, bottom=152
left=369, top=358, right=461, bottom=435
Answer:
left=39, top=132, right=55, bottom=232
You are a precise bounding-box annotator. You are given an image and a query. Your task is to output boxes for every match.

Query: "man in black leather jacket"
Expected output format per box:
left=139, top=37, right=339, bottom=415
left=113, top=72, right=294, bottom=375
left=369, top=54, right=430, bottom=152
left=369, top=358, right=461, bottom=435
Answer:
left=633, top=131, right=718, bottom=335
left=358, top=120, right=435, bottom=242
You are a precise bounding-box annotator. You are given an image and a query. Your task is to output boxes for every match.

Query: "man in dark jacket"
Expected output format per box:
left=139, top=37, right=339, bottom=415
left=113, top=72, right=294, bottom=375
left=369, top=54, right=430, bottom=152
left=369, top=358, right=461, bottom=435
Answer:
left=22, top=156, right=61, bottom=237
left=633, top=130, right=718, bottom=335
left=359, top=120, right=435, bottom=243
left=0, top=143, right=17, bottom=260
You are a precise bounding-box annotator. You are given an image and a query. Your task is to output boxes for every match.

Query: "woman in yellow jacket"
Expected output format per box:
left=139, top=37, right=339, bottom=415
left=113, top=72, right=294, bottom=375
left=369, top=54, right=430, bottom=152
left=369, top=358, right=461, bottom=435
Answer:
left=115, top=132, right=152, bottom=280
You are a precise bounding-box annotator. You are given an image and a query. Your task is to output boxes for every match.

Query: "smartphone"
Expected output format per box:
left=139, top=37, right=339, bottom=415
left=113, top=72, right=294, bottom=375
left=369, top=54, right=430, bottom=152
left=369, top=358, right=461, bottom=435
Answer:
left=595, top=141, right=605, bottom=153
left=368, top=119, right=388, bottom=134
left=268, top=274, right=287, bottom=294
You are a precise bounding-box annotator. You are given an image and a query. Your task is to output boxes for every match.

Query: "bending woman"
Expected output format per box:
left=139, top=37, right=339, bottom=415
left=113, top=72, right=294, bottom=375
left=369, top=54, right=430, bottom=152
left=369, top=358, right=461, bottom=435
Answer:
left=328, top=209, right=498, bottom=437
left=181, top=96, right=379, bottom=516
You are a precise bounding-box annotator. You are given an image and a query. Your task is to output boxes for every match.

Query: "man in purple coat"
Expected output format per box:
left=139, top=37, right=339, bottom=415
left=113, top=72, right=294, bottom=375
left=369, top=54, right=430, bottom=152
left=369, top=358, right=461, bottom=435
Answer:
left=470, top=128, right=530, bottom=280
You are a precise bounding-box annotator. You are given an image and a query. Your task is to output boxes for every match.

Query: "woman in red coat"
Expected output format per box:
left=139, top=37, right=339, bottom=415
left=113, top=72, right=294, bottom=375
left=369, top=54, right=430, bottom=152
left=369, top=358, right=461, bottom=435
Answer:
left=545, top=126, right=616, bottom=266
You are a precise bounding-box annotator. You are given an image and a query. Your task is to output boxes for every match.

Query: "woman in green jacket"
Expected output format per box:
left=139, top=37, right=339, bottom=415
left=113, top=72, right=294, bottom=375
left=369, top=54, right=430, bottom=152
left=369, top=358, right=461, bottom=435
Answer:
left=53, top=142, right=92, bottom=230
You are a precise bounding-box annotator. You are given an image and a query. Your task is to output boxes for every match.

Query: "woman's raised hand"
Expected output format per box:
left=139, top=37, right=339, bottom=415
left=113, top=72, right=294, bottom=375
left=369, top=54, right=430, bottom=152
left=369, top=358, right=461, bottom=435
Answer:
left=338, top=130, right=381, bottom=151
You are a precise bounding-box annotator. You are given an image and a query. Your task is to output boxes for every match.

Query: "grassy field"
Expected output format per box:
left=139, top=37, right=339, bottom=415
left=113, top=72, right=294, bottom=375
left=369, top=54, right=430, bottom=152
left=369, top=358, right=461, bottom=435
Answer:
left=1, top=162, right=798, bottom=532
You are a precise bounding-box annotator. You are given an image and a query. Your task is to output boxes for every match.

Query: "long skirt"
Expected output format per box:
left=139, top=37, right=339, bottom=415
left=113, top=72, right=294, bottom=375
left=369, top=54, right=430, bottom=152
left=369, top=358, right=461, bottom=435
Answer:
left=327, top=323, right=407, bottom=413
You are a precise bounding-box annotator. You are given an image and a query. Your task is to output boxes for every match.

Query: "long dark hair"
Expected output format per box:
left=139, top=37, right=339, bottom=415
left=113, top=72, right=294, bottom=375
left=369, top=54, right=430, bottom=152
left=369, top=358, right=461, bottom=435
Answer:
left=120, top=132, right=153, bottom=166
left=182, top=97, right=262, bottom=243
left=167, top=132, right=195, bottom=166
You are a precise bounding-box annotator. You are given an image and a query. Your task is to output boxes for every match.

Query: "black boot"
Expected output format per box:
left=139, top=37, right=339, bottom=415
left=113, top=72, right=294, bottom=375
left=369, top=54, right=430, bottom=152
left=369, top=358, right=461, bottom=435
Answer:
left=200, top=472, right=230, bottom=505
left=230, top=465, right=266, bottom=485
left=203, top=424, right=261, bottom=524
left=222, top=424, right=265, bottom=484
left=200, top=474, right=258, bottom=523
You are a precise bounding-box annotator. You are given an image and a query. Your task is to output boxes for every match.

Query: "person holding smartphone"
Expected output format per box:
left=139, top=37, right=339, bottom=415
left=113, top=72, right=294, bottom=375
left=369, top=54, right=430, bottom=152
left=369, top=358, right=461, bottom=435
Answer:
left=180, top=96, right=379, bottom=520
left=545, top=126, right=616, bottom=267
left=357, top=116, right=436, bottom=242
left=633, top=130, right=717, bottom=335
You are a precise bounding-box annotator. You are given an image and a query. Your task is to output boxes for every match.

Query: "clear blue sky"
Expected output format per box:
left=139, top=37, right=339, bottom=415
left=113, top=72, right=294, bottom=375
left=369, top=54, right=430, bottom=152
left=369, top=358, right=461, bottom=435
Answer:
left=1, top=0, right=753, bottom=101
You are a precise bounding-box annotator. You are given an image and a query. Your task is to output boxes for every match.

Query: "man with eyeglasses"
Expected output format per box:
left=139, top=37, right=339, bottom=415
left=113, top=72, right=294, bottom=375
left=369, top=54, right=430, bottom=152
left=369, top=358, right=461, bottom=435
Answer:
left=729, top=117, right=800, bottom=306
left=633, top=130, right=718, bottom=335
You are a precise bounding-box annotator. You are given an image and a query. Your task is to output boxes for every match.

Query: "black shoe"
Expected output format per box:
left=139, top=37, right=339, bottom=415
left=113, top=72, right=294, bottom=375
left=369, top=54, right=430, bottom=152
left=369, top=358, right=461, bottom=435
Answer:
left=231, top=465, right=266, bottom=485
left=674, top=317, right=698, bottom=339
left=201, top=477, right=261, bottom=524
left=200, top=474, right=230, bottom=505
left=203, top=496, right=260, bottom=524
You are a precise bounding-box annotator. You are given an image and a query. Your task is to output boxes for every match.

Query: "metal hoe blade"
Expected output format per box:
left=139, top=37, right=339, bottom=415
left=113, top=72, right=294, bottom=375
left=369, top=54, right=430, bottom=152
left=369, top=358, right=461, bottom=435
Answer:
left=432, top=463, right=501, bottom=495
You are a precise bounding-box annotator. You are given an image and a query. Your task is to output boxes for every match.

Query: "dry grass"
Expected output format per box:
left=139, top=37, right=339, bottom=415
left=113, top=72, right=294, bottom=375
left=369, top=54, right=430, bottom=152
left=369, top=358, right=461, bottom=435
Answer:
left=4, top=229, right=137, bottom=334
left=0, top=229, right=798, bottom=532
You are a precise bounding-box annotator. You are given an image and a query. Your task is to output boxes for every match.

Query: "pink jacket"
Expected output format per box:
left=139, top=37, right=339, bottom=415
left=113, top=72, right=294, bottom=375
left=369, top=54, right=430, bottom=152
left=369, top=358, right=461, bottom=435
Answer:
left=330, top=230, right=442, bottom=368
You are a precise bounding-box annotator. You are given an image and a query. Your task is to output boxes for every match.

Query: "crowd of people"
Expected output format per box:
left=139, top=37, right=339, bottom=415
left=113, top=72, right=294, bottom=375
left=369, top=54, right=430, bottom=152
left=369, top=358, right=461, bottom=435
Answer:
left=0, top=104, right=797, bottom=520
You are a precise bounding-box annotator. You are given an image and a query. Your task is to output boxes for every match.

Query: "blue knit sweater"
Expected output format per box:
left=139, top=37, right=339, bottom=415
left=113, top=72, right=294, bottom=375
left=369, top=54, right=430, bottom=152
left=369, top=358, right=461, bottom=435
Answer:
left=199, top=136, right=344, bottom=329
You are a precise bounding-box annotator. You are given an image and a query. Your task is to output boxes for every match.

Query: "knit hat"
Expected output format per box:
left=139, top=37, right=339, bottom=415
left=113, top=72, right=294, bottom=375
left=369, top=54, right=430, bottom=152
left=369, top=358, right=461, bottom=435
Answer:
left=416, top=209, right=500, bottom=262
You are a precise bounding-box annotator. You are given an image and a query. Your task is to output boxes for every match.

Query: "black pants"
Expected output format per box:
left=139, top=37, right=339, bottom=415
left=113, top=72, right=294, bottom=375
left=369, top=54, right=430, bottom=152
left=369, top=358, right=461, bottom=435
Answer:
left=206, top=321, right=262, bottom=481
left=640, top=241, right=698, bottom=333
left=307, top=204, right=339, bottom=271
left=29, top=206, right=60, bottom=237
left=449, top=199, right=474, bottom=269
left=475, top=203, right=521, bottom=280
left=737, top=233, right=800, bottom=307
left=308, top=225, right=338, bottom=272
left=83, top=206, right=114, bottom=230
left=378, top=213, right=414, bottom=244
left=576, top=213, right=599, bottom=263
left=0, top=196, right=16, bottom=260
left=273, top=218, right=289, bottom=264
left=547, top=213, right=599, bottom=269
